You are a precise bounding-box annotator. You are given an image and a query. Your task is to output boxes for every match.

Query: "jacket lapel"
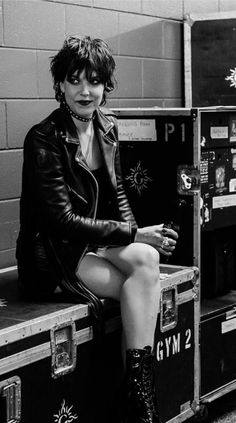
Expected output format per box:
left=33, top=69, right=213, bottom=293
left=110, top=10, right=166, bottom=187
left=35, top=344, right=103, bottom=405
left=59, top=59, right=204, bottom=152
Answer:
left=95, top=109, right=117, bottom=189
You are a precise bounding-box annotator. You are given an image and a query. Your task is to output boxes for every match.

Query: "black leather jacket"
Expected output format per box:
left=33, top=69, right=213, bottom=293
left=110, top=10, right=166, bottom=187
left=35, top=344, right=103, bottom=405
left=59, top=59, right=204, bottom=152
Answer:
left=16, top=106, right=137, bottom=311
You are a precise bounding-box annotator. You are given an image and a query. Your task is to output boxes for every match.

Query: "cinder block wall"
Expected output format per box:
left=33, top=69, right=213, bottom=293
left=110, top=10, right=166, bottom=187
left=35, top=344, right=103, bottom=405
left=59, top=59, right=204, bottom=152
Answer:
left=0, top=0, right=236, bottom=269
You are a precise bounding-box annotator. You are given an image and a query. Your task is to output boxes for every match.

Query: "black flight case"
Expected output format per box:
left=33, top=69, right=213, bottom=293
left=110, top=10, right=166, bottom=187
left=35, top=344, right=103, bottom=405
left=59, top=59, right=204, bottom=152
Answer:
left=114, top=106, right=236, bottom=419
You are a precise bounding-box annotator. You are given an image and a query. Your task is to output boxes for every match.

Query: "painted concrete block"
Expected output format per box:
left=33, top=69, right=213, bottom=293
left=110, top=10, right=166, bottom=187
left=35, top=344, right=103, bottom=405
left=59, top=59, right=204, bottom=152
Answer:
left=106, top=98, right=120, bottom=108
left=115, top=57, right=142, bottom=98
left=117, top=99, right=163, bottom=108
left=0, top=102, right=6, bottom=149
left=0, top=249, right=16, bottom=268
left=37, top=50, right=56, bottom=98
left=0, top=0, right=3, bottom=46
left=184, top=0, right=218, bottom=14
left=4, top=0, right=65, bottom=49
left=163, top=21, right=182, bottom=60
left=11, top=221, right=19, bottom=249
left=143, top=59, right=182, bottom=98
left=0, top=49, right=37, bottom=98
left=0, top=150, right=23, bottom=199
left=0, top=223, right=11, bottom=250
left=163, top=98, right=183, bottom=107
left=219, top=0, right=236, bottom=11
left=142, top=0, right=183, bottom=20
left=94, top=0, right=141, bottom=13
left=0, top=221, right=19, bottom=250
left=0, top=199, right=19, bottom=223
left=65, top=5, right=119, bottom=54
left=119, top=13, right=163, bottom=58
left=7, top=100, right=57, bottom=149
left=51, top=0, right=92, bottom=5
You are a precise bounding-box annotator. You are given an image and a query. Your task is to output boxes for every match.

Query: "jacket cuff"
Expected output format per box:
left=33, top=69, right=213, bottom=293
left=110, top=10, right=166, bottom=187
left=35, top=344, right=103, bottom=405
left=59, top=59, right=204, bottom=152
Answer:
left=130, top=224, right=138, bottom=243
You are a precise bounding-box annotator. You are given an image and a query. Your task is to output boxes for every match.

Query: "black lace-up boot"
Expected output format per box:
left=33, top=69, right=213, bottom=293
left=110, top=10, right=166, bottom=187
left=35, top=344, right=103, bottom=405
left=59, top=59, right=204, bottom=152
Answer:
left=125, top=346, right=159, bottom=423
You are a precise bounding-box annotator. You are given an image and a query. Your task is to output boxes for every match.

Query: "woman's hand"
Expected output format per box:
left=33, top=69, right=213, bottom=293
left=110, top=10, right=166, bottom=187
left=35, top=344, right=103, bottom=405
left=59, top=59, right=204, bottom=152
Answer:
left=134, top=223, right=178, bottom=256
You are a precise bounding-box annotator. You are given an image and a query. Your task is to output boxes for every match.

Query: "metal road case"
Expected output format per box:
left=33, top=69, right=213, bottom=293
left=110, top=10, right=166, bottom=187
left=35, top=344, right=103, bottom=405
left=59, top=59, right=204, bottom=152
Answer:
left=201, top=293, right=236, bottom=402
left=155, top=264, right=200, bottom=423
left=184, top=11, right=236, bottom=108
left=2, top=107, right=236, bottom=422
left=0, top=264, right=200, bottom=423
left=114, top=107, right=201, bottom=422
left=115, top=107, right=200, bottom=269
left=0, top=268, right=123, bottom=423
left=114, top=107, right=201, bottom=269
left=114, top=106, right=236, bottom=412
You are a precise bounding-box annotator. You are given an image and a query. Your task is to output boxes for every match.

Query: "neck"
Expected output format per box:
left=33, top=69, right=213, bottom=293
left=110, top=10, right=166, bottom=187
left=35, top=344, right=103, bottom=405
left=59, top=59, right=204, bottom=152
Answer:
left=73, top=117, right=92, bottom=134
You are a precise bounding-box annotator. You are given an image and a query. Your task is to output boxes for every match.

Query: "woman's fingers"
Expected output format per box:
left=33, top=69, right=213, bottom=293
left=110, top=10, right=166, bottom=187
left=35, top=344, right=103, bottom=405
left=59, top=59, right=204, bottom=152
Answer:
left=162, top=227, right=179, bottom=240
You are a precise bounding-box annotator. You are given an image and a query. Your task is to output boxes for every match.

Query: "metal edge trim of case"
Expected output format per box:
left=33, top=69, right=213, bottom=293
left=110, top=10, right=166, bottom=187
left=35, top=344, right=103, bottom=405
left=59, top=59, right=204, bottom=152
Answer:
left=0, top=304, right=89, bottom=347
left=0, top=316, right=121, bottom=376
left=165, top=406, right=195, bottom=423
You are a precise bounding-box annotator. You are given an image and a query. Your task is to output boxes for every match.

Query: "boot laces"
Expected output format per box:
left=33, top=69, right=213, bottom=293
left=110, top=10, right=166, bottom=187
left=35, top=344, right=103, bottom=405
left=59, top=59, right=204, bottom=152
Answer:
left=132, top=355, right=156, bottom=422
left=127, top=348, right=158, bottom=422
left=142, top=355, right=156, bottom=415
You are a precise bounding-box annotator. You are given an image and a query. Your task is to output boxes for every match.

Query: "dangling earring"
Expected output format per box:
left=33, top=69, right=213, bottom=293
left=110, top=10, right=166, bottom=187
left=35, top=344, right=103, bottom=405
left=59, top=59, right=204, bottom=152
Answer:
left=55, top=82, right=64, bottom=102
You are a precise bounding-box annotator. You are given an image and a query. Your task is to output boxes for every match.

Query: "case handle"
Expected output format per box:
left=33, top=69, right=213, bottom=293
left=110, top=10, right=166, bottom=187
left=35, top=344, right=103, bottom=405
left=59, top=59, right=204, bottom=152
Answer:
left=0, top=376, right=21, bottom=422
left=160, top=285, right=178, bottom=332
left=177, top=165, right=200, bottom=195
left=50, top=320, right=77, bottom=379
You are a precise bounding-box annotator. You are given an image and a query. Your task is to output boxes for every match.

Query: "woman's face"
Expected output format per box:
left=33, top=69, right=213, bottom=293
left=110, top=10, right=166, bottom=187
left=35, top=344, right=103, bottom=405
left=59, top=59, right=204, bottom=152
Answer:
left=60, top=69, right=104, bottom=118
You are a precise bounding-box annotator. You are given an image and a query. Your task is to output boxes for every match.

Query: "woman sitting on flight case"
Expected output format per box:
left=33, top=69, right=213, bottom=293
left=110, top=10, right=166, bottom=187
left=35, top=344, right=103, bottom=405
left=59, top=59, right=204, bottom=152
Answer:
left=16, top=35, right=178, bottom=423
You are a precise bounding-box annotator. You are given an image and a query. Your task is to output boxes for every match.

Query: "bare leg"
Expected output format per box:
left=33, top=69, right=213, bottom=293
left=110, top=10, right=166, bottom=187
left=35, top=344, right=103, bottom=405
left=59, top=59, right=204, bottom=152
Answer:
left=77, top=242, right=160, bottom=350
left=78, top=243, right=160, bottom=422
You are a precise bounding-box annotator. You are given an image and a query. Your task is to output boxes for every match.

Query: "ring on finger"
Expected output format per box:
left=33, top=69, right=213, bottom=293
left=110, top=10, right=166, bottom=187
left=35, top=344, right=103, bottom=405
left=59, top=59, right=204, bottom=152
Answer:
left=161, top=237, right=170, bottom=249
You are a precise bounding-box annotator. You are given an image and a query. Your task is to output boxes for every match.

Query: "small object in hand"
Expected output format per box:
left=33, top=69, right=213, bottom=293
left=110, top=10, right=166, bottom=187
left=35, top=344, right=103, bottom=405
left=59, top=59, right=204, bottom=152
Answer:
left=163, top=221, right=180, bottom=235
left=161, top=237, right=170, bottom=249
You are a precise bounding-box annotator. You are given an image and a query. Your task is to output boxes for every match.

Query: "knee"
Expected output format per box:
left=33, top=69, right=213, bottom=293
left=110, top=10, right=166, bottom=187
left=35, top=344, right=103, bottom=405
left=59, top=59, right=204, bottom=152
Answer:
left=129, top=243, right=160, bottom=280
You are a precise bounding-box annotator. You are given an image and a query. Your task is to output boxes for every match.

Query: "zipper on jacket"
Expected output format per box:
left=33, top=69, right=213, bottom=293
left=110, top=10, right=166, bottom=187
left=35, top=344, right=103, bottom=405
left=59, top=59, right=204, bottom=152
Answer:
left=74, top=148, right=99, bottom=219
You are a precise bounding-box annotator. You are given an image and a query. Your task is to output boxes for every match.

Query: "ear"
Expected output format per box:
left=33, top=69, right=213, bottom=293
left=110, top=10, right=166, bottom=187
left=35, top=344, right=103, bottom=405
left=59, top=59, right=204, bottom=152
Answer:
left=60, top=82, right=65, bottom=93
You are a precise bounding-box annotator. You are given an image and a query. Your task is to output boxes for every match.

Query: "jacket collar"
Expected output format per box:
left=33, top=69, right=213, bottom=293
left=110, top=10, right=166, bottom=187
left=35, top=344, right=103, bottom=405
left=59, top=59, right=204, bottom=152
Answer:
left=52, top=106, right=115, bottom=144
left=95, top=107, right=115, bottom=136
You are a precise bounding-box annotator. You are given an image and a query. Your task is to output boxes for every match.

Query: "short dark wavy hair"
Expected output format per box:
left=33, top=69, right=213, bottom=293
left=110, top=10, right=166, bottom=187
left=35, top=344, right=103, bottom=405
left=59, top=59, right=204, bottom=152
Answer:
left=50, top=35, right=116, bottom=105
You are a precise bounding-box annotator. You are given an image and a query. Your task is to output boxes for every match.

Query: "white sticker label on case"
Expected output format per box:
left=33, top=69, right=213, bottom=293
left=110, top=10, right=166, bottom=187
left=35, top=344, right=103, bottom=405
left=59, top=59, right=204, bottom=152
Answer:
left=210, top=126, right=228, bottom=139
left=222, top=317, right=236, bottom=333
left=118, top=119, right=157, bottom=141
left=213, top=193, right=236, bottom=209
left=229, top=179, right=236, bottom=192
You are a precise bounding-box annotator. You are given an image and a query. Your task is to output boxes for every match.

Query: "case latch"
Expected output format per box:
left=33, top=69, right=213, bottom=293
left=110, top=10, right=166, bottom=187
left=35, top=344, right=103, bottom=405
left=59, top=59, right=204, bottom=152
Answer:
left=50, top=320, right=77, bottom=379
left=160, top=285, right=178, bottom=332
left=177, top=165, right=200, bottom=195
left=0, top=376, right=21, bottom=422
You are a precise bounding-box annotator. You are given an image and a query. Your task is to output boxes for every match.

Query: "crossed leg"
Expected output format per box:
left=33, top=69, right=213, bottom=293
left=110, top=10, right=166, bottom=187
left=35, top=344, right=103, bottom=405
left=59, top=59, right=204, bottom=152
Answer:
left=77, top=242, right=160, bottom=350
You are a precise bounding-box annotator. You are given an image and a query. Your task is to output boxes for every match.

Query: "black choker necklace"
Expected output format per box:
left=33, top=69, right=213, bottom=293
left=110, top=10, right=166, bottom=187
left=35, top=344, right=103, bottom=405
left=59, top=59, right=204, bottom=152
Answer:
left=61, top=98, right=95, bottom=122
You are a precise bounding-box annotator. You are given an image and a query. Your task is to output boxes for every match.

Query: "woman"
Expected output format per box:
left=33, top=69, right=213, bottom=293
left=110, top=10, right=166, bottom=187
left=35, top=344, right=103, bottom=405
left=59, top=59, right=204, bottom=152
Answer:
left=16, top=36, right=178, bottom=423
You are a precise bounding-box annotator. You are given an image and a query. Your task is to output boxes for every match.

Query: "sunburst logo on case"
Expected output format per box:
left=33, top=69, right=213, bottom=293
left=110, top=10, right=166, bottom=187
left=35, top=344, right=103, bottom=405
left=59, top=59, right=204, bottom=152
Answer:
left=225, top=68, right=236, bottom=87
left=54, top=399, right=78, bottom=423
left=125, top=161, right=152, bottom=195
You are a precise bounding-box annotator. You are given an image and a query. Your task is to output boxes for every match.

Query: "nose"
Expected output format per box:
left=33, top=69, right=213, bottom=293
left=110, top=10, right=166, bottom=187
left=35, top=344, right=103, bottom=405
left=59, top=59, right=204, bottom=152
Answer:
left=80, top=81, right=90, bottom=96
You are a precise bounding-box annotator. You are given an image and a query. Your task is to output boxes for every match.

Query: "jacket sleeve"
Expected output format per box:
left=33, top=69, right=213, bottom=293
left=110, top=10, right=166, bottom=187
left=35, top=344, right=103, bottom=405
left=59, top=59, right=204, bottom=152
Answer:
left=25, top=126, right=136, bottom=246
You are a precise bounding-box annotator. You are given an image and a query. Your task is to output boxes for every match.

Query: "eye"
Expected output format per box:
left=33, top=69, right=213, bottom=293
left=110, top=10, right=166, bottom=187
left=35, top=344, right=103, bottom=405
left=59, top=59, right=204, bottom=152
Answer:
left=90, top=77, right=101, bottom=85
left=89, top=72, right=102, bottom=85
left=69, top=76, right=80, bottom=85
